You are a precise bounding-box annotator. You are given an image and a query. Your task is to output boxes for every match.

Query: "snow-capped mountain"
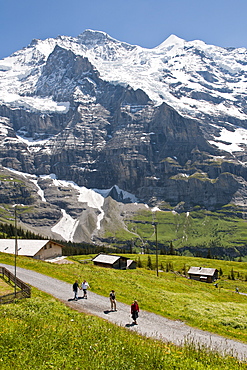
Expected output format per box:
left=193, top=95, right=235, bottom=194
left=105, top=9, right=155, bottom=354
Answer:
left=1, top=30, right=247, bottom=242
left=1, top=30, right=247, bottom=124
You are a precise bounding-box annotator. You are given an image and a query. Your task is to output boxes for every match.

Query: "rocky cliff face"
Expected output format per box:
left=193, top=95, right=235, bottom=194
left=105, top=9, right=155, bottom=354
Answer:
left=0, top=30, right=247, bottom=242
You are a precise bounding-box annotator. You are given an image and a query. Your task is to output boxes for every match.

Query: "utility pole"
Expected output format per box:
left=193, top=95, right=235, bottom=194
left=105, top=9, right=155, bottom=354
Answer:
left=152, top=222, right=158, bottom=277
left=14, top=205, right=17, bottom=297
left=129, top=218, right=159, bottom=276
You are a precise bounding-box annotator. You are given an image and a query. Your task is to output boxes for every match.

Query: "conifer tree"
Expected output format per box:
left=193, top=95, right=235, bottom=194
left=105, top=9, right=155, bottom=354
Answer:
left=147, top=255, right=153, bottom=269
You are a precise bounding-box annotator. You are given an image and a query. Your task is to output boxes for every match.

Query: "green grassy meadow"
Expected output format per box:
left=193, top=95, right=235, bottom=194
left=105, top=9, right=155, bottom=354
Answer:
left=1, top=289, right=246, bottom=370
left=0, top=277, right=13, bottom=295
left=114, top=207, right=247, bottom=259
left=1, top=252, right=247, bottom=345
left=1, top=252, right=247, bottom=368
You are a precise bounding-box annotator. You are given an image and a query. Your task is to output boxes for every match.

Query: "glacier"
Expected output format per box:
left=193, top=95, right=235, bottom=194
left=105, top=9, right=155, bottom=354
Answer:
left=0, top=29, right=247, bottom=124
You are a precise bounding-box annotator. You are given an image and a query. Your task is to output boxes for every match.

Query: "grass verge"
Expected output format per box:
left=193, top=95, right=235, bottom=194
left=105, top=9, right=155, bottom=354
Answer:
left=0, top=290, right=245, bottom=370
left=1, top=252, right=247, bottom=343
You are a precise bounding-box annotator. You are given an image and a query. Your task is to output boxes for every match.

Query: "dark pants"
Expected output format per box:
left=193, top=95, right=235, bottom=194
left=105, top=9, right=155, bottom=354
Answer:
left=132, top=311, right=138, bottom=321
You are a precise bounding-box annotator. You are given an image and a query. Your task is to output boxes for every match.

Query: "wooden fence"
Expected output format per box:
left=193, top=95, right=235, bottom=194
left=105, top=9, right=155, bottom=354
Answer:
left=0, top=266, right=31, bottom=304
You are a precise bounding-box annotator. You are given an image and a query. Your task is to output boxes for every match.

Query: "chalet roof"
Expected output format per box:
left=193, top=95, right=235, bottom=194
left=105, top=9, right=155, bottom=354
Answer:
left=126, top=259, right=135, bottom=268
left=0, top=239, right=57, bottom=257
left=187, top=266, right=217, bottom=277
left=92, top=254, right=121, bottom=264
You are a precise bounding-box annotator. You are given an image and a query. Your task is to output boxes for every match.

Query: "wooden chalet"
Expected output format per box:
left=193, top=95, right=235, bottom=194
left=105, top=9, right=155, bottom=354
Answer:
left=0, top=239, right=63, bottom=260
left=187, top=266, right=218, bottom=283
left=92, top=254, right=136, bottom=270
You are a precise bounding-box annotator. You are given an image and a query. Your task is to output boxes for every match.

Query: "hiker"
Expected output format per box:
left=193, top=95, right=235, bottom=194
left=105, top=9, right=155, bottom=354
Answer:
left=81, top=280, right=90, bottom=299
left=109, top=290, right=117, bottom=311
left=236, top=287, right=239, bottom=293
left=73, top=280, right=79, bottom=301
left=131, top=300, right=139, bottom=325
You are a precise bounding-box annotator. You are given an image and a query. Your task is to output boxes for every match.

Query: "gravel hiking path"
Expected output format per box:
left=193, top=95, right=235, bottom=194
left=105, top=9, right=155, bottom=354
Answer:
left=2, top=263, right=247, bottom=361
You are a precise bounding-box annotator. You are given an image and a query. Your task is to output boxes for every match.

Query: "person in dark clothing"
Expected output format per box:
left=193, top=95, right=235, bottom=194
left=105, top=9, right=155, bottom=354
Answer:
left=109, top=290, right=117, bottom=311
left=73, top=280, right=79, bottom=301
left=131, top=300, right=139, bottom=325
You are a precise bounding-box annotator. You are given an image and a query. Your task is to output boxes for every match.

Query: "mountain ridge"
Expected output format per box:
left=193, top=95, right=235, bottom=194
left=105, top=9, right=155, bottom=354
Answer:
left=1, top=30, right=247, bottom=243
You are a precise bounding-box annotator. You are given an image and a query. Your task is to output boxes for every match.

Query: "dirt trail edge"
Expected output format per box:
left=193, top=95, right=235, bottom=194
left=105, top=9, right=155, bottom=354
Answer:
left=2, top=263, right=247, bottom=361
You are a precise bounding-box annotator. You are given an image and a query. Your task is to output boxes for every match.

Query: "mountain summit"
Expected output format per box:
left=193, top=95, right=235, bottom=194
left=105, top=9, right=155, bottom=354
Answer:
left=0, top=30, right=247, bottom=242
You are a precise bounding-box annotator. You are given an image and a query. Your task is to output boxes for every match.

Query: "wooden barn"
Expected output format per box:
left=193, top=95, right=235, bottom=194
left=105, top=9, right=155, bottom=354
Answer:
left=0, top=239, right=63, bottom=260
left=92, top=254, right=136, bottom=270
left=187, top=266, right=218, bottom=283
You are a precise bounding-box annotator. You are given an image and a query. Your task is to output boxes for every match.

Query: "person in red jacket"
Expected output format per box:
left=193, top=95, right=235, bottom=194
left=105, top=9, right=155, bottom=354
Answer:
left=131, top=300, right=139, bottom=325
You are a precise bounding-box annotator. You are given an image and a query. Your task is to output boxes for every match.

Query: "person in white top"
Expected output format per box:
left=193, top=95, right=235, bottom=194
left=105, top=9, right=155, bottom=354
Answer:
left=81, top=280, right=90, bottom=299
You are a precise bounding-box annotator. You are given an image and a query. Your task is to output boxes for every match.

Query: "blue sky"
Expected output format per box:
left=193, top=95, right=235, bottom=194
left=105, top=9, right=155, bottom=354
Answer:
left=1, top=0, right=247, bottom=59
